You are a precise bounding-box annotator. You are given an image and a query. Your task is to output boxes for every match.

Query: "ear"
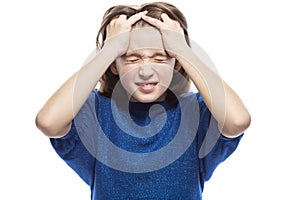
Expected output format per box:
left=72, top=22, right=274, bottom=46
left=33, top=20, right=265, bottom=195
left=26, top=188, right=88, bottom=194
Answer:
left=174, top=60, right=181, bottom=72
left=110, top=62, right=119, bottom=75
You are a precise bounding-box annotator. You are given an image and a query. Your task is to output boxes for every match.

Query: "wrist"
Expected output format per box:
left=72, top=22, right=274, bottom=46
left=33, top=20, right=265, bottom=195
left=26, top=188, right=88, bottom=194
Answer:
left=171, top=44, right=192, bottom=60
left=102, top=33, right=130, bottom=57
left=100, top=41, right=124, bottom=59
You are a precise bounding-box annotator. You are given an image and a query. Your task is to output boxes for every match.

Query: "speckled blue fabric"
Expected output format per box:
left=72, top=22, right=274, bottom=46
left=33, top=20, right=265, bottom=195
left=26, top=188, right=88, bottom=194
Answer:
left=50, top=90, right=243, bottom=200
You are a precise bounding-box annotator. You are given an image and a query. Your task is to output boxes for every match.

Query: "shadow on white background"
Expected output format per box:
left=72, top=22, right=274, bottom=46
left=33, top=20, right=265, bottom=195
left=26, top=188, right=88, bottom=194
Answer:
left=0, top=0, right=299, bottom=199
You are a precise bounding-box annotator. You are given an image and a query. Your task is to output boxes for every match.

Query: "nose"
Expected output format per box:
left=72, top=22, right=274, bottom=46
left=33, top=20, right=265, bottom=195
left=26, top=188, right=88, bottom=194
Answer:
left=139, top=63, right=154, bottom=79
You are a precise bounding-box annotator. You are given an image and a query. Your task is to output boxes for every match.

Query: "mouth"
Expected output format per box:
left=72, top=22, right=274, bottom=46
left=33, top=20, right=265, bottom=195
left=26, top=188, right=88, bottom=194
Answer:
left=135, top=82, right=158, bottom=93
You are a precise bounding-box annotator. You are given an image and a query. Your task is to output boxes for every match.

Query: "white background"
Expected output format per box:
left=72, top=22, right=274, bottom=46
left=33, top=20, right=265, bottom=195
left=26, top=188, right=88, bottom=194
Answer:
left=1, top=0, right=299, bottom=199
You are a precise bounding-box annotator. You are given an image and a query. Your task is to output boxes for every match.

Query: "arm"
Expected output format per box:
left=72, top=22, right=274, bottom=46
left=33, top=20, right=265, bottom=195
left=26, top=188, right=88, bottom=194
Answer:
left=142, top=14, right=251, bottom=137
left=175, top=49, right=251, bottom=137
left=35, top=47, right=116, bottom=138
left=36, top=12, right=147, bottom=138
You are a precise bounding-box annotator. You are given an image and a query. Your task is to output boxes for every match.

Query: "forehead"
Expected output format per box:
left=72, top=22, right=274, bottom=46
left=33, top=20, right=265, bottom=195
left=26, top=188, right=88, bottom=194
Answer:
left=128, top=27, right=164, bottom=51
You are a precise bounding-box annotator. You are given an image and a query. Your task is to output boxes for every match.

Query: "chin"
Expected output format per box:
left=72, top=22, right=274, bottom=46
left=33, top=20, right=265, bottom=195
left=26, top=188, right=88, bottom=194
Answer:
left=130, top=93, right=167, bottom=103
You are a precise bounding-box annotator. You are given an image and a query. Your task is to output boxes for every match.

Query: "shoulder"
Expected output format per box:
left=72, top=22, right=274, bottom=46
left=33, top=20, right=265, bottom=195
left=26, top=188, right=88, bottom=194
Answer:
left=180, top=92, right=203, bottom=102
left=178, top=92, right=206, bottom=110
left=84, top=89, right=111, bottom=109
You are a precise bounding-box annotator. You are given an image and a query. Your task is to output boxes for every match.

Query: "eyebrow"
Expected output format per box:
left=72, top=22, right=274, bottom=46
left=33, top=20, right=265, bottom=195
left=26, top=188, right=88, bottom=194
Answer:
left=124, top=51, right=168, bottom=58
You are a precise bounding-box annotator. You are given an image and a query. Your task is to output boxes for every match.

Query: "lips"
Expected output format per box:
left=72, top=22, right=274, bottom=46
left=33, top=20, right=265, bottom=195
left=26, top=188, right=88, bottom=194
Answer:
left=135, top=82, right=158, bottom=93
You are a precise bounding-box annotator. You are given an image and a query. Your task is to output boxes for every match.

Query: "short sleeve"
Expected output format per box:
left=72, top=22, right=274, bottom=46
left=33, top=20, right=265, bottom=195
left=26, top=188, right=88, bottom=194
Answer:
left=199, top=126, right=243, bottom=182
left=196, top=94, right=243, bottom=182
left=50, top=92, right=98, bottom=186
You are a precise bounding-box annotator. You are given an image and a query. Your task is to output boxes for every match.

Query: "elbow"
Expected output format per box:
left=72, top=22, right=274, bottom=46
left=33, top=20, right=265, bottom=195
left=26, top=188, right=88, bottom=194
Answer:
left=35, top=113, right=66, bottom=138
left=35, top=113, right=54, bottom=137
left=234, top=113, right=251, bottom=134
left=221, top=112, right=251, bottom=138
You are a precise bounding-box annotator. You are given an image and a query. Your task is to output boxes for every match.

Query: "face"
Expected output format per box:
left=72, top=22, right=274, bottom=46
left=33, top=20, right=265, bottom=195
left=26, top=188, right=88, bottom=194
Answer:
left=113, top=27, right=176, bottom=103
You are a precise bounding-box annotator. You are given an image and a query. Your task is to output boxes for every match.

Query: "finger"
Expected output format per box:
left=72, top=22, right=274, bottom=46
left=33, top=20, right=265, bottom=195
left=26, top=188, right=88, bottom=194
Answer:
left=109, top=14, right=127, bottom=26
left=119, top=14, right=127, bottom=20
left=161, top=13, right=182, bottom=33
left=141, top=15, right=163, bottom=28
left=160, top=13, right=172, bottom=23
left=127, top=11, right=148, bottom=25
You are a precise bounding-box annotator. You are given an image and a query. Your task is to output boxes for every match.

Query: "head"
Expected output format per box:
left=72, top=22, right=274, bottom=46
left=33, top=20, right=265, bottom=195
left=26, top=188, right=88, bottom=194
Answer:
left=96, top=2, right=191, bottom=102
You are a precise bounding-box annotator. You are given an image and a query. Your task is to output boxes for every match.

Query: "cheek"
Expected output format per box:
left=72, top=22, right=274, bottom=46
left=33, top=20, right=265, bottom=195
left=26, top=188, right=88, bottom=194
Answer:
left=117, top=66, right=139, bottom=91
left=116, top=62, right=137, bottom=80
left=155, top=65, right=174, bottom=87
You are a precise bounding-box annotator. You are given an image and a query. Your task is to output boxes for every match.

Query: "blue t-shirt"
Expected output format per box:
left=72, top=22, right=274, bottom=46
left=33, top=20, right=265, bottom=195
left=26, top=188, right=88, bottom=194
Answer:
left=50, top=90, right=243, bottom=200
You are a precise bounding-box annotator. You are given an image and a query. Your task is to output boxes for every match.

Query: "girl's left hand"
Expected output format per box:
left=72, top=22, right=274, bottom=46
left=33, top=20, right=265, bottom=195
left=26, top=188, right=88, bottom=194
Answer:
left=142, top=13, right=189, bottom=58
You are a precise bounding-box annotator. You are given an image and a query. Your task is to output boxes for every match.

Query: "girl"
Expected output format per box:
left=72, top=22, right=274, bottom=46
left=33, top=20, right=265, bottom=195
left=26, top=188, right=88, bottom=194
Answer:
left=36, top=2, right=250, bottom=199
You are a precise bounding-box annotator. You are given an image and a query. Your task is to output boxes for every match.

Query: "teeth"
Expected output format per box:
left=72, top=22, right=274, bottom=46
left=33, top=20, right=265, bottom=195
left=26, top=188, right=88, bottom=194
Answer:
left=143, top=83, right=153, bottom=88
left=137, top=83, right=155, bottom=86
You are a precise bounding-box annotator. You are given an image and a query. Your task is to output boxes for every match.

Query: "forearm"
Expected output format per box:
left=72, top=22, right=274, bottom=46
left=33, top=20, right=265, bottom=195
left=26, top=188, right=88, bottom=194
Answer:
left=176, top=47, right=251, bottom=137
left=36, top=45, right=118, bottom=138
left=36, top=11, right=149, bottom=138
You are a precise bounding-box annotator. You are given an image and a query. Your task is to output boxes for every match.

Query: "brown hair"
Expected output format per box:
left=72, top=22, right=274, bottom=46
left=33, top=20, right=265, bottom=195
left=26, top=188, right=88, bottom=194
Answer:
left=96, top=2, right=191, bottom=101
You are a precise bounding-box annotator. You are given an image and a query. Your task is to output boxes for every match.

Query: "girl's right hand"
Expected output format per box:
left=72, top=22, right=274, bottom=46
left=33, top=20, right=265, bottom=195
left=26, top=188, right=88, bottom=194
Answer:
left=104, top=11, right=148, bottom=56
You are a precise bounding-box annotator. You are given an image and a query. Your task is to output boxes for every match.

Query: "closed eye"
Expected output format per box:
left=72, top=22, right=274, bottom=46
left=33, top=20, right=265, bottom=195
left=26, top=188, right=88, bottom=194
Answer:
left=153, top=56, right=168, bottom=62
left=125, top=56, right=141, bottom=63
left=127, top=59, right=140, bottom=62
left=154, top=58, right=166, bottom=62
